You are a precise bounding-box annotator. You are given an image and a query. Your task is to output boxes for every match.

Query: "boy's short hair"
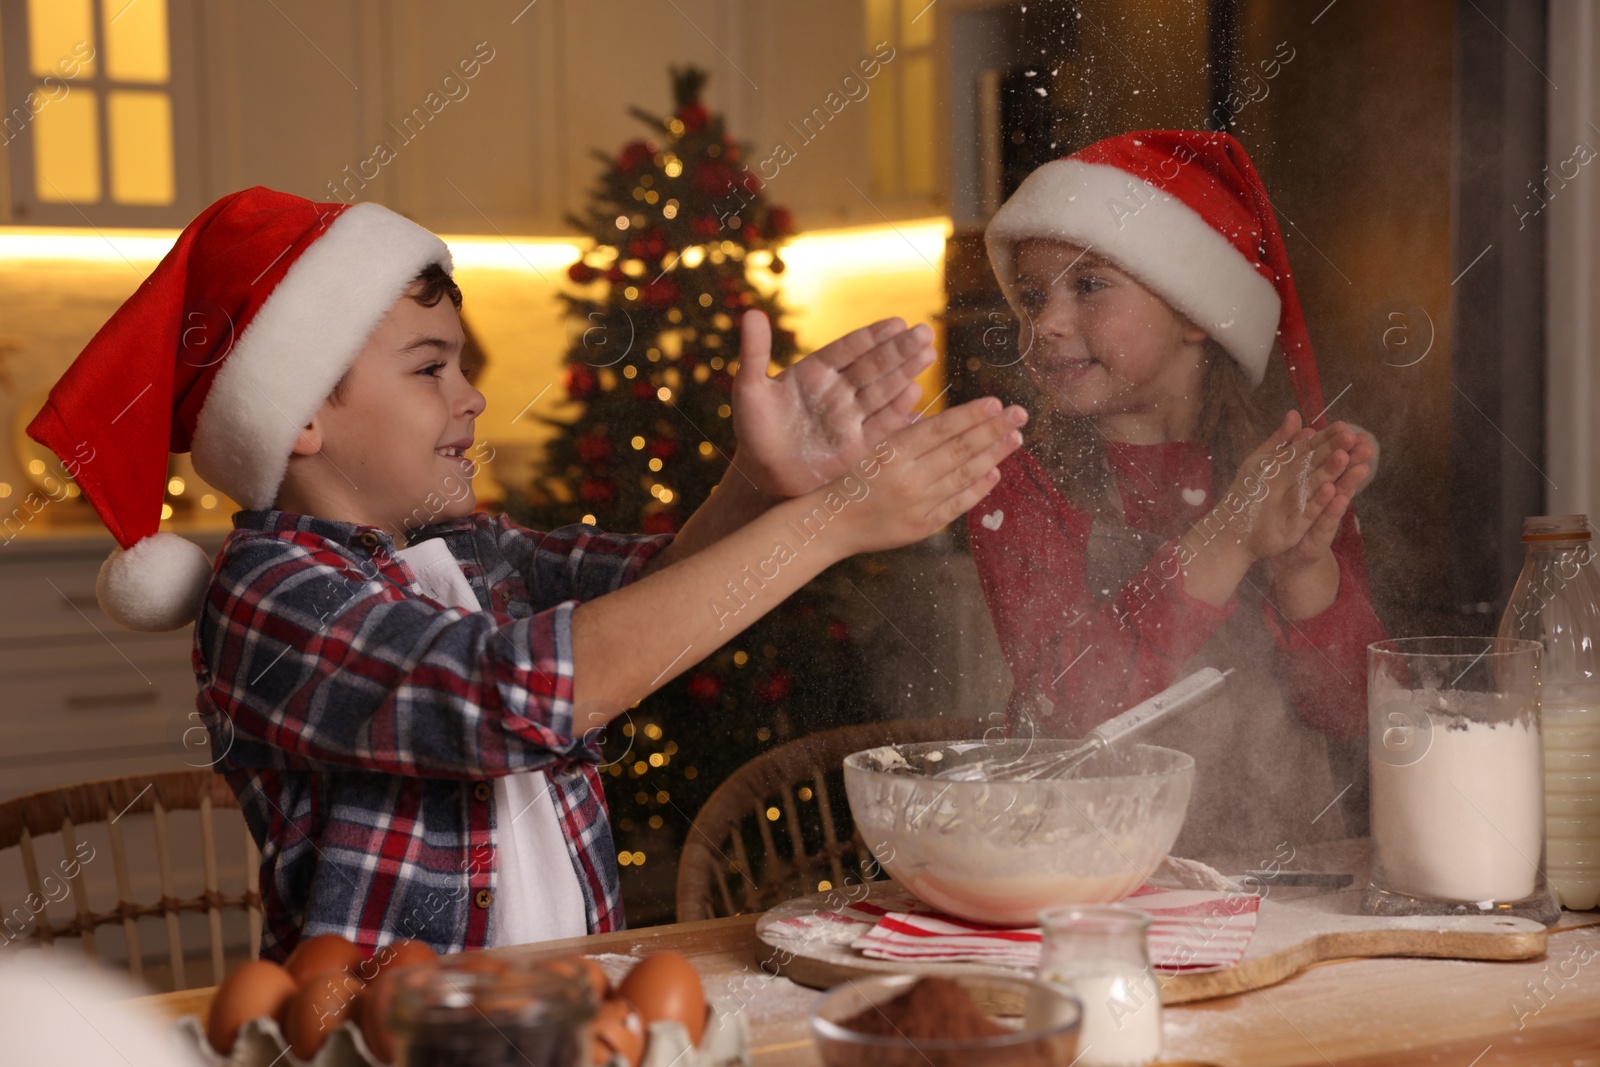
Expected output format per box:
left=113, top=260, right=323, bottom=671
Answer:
left=326, top=262, right=462, bottom=406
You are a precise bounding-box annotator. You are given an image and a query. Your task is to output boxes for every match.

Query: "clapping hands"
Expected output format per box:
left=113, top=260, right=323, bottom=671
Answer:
left=729, top=311, right=936, bottom=498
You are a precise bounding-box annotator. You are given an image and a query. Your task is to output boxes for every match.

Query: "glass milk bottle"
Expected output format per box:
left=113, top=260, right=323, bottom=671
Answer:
left=1498, top=514, right=1600, bottom=910
left=1035, top=905, right=1162, bottom=1067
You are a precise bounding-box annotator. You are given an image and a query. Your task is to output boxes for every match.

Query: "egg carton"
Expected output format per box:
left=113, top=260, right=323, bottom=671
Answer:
left=172, top=996, right=751, bottom=1067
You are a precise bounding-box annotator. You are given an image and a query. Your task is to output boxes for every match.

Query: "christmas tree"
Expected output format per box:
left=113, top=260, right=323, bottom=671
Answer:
left=504, top=66, right=882, bottom=925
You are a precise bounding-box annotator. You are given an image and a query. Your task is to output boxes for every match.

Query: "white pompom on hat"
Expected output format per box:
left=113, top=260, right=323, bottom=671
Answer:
left=27, top=187, right=452, bottom=631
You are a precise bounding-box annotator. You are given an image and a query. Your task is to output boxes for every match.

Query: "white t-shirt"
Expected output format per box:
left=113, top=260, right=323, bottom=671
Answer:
left=394, top=536, right=589, bottom=946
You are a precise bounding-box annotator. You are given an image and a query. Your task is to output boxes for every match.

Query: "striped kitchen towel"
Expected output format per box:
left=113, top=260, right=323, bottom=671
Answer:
left=848, top=886, right=1259, bottom=972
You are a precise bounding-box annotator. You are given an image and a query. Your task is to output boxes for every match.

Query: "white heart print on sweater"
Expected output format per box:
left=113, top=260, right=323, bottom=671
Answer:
left=981, top=510, right=1004, bottom=531
left=1181, top=487, right=1207, bottom=507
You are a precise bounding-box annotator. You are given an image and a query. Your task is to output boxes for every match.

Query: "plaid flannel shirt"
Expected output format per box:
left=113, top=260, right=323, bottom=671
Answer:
left=193, top=508, right=672, bottom=962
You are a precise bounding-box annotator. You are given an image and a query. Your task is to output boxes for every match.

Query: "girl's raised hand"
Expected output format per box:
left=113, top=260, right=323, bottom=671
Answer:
left=1269, top=420, right=1374, bottom=576
left=818, top=396, right=1028, bottom=558
left=1220, top=411, right=1366, bottom=562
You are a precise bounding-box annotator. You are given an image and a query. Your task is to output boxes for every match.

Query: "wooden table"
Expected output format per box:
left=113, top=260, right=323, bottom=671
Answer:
left=133, top=910, right=1600, bottom=1065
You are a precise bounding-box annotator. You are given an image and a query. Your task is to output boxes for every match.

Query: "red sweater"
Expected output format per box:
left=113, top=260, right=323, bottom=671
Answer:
left=967, top=442, right=1385, bottom=742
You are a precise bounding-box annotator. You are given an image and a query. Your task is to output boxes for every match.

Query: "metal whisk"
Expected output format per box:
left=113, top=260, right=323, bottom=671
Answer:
left=934, top=667, right=1234, bottom=781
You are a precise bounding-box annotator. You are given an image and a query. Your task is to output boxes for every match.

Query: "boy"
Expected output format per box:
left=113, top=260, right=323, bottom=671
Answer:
left=27, top=187, right=1026, bottom=959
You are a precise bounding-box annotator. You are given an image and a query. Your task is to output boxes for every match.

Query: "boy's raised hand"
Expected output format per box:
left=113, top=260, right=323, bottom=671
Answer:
left=824, top=397, right=1028, bottom=557
left=730, top=310, right=936, bottom=498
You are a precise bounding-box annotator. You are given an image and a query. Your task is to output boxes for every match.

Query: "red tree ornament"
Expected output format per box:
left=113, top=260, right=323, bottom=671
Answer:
left=565, top=366, right=596, bottom=399
left=687, top=672, right=721, bottom=705
left=679, top=102, right=709, bottom=134
left=756, top=669, right=794, bottom=705
left=575, top=433, right=612, bottom=465
left=579, top=477, right=616, bottom=504
left=618, top=140, right=655, bottom=174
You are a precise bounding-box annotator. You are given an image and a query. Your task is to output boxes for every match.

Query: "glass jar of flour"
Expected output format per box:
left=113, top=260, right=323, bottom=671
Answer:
left=1363, top=636, right=1560, bottom=925
left=1498, top=515, right=1600, bottom=911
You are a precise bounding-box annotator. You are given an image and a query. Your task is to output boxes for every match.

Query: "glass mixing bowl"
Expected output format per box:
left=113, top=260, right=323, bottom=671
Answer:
left=843, top=741, right=1195, bottom=925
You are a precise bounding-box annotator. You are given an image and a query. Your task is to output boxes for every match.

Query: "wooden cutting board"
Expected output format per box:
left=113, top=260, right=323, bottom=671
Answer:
left=754, top=878, right=1555, bottom=1009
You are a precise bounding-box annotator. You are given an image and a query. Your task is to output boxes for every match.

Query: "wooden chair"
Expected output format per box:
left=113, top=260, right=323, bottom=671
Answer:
left=675, top=717, right=982, bottom=922
left=0, top=771, right=260, bottom=990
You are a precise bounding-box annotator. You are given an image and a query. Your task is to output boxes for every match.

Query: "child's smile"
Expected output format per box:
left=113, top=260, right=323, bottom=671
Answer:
left=1012, top=238, right=1209, bottom=443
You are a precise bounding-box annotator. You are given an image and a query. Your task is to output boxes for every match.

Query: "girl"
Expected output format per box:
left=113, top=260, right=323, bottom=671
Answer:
left=969, top=130, right=1385, bottom=858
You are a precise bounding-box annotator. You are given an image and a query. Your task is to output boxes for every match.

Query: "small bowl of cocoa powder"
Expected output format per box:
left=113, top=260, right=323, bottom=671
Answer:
left=810, top=974, right=1081, bottom=1067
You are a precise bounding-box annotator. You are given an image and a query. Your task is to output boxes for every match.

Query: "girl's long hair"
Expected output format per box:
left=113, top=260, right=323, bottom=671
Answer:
left=1029, top=339, right=1278, bottom=521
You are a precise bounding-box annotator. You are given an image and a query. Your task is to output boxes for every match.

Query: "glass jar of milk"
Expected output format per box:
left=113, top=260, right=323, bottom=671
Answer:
left=1363, top=636, right=1560, bottom=925
left=1498, top=514, right=1600, bottom=911
left=1034, top=905, right=1162, bottom=1067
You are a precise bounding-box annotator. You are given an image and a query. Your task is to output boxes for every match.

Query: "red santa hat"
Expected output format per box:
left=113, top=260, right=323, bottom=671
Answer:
left=985, top=129, right=1328, bottom=422
left=26, top=187, right=451, bottom=631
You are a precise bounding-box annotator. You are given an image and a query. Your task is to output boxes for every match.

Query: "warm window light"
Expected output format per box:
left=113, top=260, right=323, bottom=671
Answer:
left=105, top=0, right=170, bottom=82
left=109, top=91, right=175, bottom=204
left=28, top=0, right=176, bottom=207
left=34, top=91, right=101, bottom=202
left=27, top=0, right=95, bottom=78
left=167, top=476, right=184, bottom=494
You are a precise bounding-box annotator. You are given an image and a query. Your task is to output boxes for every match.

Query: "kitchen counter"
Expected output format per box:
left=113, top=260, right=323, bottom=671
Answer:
left=132, top=905, right=1600, bottom=1065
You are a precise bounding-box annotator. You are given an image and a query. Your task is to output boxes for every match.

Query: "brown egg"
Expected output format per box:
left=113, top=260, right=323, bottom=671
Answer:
left=542, top=954, right=610, bottom=1003
left=206, top=959, right=299, bottom=1055
left=616, top=952, right=706, bottom=1045
left=591, top=996, right=645, bottom=1066
left=356, top=953, right=439, bottom=1064
left=284, top=932, right=368, bottom=985
left=282, top=969, right=366, bottom=1060
left=354, top=938, right=438, bottom=983
left=449, top=951, right=510, bottom=975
